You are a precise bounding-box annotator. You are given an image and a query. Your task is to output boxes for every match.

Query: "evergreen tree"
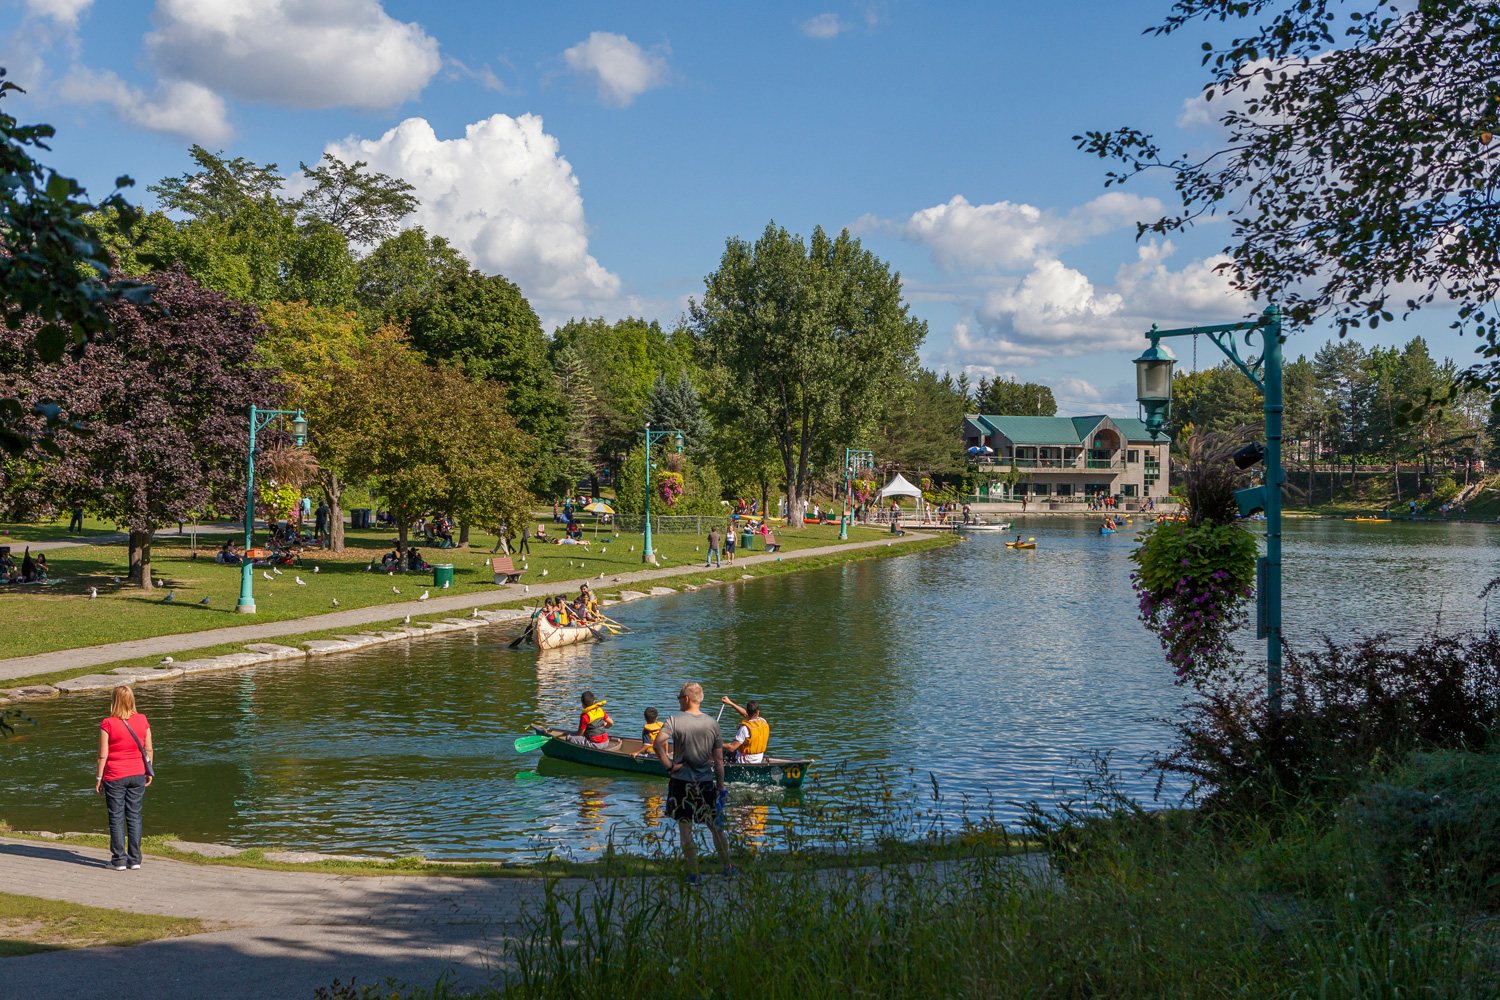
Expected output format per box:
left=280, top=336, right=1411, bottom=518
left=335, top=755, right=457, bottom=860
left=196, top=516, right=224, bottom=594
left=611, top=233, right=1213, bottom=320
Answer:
left=643, top=373, right=712, bottom=461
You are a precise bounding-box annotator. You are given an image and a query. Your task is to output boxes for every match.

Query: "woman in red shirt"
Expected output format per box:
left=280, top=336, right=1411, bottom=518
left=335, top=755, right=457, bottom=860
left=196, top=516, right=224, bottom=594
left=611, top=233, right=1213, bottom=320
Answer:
left=95, top=686, right=153, bottom=871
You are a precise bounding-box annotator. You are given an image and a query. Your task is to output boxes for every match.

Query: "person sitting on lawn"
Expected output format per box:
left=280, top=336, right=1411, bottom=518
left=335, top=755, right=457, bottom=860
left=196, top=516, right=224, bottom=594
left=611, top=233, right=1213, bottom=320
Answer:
left=406, top=547, right=428, bottom=572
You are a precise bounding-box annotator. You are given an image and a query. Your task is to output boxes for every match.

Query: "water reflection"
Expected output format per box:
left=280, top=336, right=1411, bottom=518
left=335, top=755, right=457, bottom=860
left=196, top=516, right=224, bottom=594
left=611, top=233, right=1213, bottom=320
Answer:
left=1, top=518, right=1495, bottom=859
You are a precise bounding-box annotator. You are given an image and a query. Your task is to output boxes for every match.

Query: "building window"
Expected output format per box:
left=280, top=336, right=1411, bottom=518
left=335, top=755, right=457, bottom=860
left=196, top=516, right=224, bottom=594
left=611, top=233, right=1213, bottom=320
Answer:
left=1127, top=449, right=1139, bottom=464
left=1123, top=484, right=1138, bottom=497
left=1055, top=483, right=1073, bottom=497
left=1031, top=483, right=1051, bottom=496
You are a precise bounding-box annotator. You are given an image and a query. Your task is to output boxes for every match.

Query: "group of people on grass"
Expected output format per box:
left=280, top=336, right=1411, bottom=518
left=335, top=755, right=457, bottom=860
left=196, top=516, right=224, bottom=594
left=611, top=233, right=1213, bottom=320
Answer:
left=0, top=546, right=48, bottom=583
left=566, top=682, right=771, bottom=880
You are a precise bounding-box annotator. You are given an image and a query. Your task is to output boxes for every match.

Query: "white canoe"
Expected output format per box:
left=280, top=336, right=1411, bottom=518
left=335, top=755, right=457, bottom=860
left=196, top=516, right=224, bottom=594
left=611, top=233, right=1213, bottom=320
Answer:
left=960, top=522, right=1013, bottom=531
left=532, top=615, right=602, bottom=650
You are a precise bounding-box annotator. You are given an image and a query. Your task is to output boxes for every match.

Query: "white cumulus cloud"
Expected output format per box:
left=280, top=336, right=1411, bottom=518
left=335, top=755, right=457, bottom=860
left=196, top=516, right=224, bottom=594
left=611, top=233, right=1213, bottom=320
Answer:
left=58, top=67, right=231, bottom=143
left=877, top=192, right=1163, bottom=274
left=145, top=0, right=441, bottom=110
left=325, top=114, right=622, bottom=315
left=22, top=0, right=93, bottom=27
left=562, top=32, right=669, bottom=107
left=801, top=13, right=849, bottom=38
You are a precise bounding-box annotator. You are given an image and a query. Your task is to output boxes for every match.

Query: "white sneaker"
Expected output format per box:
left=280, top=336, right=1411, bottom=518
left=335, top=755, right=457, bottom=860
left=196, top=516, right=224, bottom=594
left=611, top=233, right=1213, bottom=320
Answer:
left=111, top=864, right=127, bottom=871
left=128, top=863, right=141, bottom=870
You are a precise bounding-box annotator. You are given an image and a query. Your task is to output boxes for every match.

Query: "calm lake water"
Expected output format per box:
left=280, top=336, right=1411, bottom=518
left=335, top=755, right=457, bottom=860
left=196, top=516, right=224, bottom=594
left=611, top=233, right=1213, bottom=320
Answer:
left=3, top=518, right=1497, bottom=860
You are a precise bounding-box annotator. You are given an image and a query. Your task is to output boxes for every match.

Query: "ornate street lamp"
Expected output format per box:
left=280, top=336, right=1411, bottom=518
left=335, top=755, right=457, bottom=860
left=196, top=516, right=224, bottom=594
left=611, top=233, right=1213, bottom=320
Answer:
left=237, top=406, right=309, bottom=614
left=1131, top=306, right=1285, bottom=713
left=641, top=421, right=686, bottom=565
left=840, top=448, right=874, bottom=540
left=1133, top=339, right=1177, bottom=441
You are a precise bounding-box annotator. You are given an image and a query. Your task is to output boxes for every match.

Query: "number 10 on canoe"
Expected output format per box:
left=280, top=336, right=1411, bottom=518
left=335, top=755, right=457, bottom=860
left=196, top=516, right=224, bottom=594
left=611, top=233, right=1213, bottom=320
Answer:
left=514, top=734, right=550, bottom=752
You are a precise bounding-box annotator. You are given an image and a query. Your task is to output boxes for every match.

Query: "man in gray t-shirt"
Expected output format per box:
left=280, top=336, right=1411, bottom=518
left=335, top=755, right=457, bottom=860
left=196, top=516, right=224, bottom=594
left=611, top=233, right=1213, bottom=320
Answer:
left=654, top=681, right=731, bottom=878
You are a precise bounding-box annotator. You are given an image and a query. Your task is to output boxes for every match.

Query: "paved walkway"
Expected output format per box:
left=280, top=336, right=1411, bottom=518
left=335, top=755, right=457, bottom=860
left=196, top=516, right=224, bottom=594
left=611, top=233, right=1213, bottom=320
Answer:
left=0, top=835, right=567, bottom=999
left=0, top=524, right=219, bottom=554
left=0, top=532, right=933, bottom=683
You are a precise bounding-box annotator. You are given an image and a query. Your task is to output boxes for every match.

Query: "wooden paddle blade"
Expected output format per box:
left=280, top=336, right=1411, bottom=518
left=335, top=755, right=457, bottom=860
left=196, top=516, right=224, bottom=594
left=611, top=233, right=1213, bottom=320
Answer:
left=513, top=734, right=550, bottom=752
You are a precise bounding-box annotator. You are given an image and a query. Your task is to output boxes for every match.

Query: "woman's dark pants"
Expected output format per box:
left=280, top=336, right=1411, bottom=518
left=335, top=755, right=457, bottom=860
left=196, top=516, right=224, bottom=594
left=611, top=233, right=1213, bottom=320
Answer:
left=104, top=775, right=146, bottom=866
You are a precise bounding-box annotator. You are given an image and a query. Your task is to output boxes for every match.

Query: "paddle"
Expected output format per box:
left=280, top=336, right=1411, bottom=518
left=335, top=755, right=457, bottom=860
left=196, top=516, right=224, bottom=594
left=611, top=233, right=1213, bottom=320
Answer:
left=507, top=624, right=534, bottom=649
left=513, top=734, right=550, bottom=752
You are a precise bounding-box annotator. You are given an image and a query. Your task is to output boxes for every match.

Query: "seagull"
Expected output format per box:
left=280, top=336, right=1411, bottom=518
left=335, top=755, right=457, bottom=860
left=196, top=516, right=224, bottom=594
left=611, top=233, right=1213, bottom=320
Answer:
left=417, top=590, right=429, bottom=601
left=295, top=576, right=308, bottom=585
left=198, top=596, right=210, bottom=605
left=402, top=614, right=411, bottom=624
left=388, top=570, right=394, bottom=576
left=112, top=576, right=120, bottom=584
left=540, top=569, right=549, bottom=577
left=272, top=567, right=283, bottom=576
left=598, top=573, right=605, bottom=580
left=88, top=586, right=97, bottom=599
left=469, top=608, right=481, bottom=618
left=332, top=598, right=340, bottom=607
left=159, top=657, right=174, bottom=665
left=601, top=548, right=607, bottom=554
left=313, top=565, right=320, bottom=573
left=580, top=562, right=585, bottom=569
left=365, top=565, right=372, bottom=572
left=392, top=586, right=401, bottom=594
left=569, top=560, right=574, bottom=567
left=629, top=546, right=634, bottom=552
left=155, top=579, right=163, bottom=588
left=160, top=590, right=175, bottom=602
left=523, top=585, right=529, bottom=593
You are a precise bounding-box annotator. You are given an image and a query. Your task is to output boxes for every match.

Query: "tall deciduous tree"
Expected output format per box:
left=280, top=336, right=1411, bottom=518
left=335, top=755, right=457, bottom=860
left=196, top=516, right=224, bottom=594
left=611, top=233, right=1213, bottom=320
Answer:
left=295, top=153, right=417, bottom=245
left=148, top=145, right=284, bottom=221
left=1076, top=0, right=1500, bottom=402
left=259, top=301, right=369, bottom=552
left=322, top=328, right=531, bottom=549
left=0, top=268, right=281, bottom=587
left=692, top=223, right=926, bottom=526
left=354, top=227, right=467, bottom=321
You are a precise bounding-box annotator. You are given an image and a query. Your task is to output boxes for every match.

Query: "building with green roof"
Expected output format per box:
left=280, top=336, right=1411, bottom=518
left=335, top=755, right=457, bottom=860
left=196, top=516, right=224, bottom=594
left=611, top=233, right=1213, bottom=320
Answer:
left=963, top=414, right=1171, bottom=503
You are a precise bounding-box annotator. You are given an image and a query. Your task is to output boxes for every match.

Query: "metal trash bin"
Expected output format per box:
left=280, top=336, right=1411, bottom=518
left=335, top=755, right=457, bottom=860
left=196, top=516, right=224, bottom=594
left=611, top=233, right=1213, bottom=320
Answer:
left=740, top=530, right=754, bottom=551
left=433, top=564, right=455, bottom=589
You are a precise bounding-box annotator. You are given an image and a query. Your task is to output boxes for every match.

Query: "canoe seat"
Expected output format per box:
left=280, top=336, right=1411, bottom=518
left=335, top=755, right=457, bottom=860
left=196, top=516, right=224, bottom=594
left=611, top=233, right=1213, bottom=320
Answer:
left=491, top=556, right=522, bottom=584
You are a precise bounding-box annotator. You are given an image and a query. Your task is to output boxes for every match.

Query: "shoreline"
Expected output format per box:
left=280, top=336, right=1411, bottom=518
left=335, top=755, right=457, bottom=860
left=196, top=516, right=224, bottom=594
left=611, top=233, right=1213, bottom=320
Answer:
left=0, top=530, right=949, bottom=698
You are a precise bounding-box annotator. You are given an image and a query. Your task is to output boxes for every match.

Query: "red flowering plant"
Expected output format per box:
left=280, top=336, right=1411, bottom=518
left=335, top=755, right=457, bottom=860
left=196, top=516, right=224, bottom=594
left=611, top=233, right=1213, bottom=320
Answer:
left=1130, top=431, right=1259, bottom=688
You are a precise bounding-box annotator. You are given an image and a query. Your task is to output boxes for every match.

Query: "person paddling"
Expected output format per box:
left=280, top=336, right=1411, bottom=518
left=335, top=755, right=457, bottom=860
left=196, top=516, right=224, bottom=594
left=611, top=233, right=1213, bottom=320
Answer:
left=721, top=696, right=770, bottom=763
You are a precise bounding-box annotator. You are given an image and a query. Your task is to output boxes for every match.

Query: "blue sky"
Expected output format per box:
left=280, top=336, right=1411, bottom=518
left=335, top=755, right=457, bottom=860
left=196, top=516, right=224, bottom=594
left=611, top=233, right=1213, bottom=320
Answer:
left=2, top=1, right=1464, bottom=415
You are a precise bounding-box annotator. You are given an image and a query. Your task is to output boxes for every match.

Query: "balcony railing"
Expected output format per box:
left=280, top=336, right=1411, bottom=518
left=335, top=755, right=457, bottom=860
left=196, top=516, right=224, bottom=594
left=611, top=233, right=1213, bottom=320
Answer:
left=969, top=455, right=1127, bottom=472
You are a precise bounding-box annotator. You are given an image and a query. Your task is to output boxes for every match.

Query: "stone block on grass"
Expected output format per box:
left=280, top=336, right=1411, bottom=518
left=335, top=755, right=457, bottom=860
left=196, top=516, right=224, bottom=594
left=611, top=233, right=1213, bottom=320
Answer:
left=618, top=590, right=648, bottom=601
left=0, top=684, right=60, bottom=701
left=263, top=851, right=378, bottom=864
left=601, top=599, right=619, bottom=607
left=649, top=586, right=677, bottom=596
left=243, top=643, right=306, bottom=659
left=109, top=666, right=184, bottom=681
left=56, top=674, right=133, bottom=693
left=441, top=617, right=486, bottom=628
left=205, top=652, right=274, bottom=669
left=332, top=635, right=387, bottom=647
left=302, top=639, right=360, bottom=655
left=173, top=658, right=236, bottom=674
left=165, top=840, right=242, bottom=858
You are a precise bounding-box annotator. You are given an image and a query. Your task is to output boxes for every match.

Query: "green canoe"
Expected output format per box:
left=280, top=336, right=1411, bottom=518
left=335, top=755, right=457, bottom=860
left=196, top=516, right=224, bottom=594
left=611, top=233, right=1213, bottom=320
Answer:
left=530, top=725, right=813, bottom=788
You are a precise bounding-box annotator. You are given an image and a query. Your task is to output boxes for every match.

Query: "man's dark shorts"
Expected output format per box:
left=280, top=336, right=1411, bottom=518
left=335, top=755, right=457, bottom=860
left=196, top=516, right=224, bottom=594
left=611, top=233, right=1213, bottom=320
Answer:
left=667, top=778, right=718, bottom=824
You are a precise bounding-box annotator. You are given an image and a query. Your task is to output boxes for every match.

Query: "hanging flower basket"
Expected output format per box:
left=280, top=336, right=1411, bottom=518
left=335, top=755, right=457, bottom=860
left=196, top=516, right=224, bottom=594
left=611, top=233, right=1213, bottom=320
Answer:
left=1131, top=515, right=1257, bottom=686
left=257, top=482, right=300, bottom=522
left=657, top=471, right=685, bottom=507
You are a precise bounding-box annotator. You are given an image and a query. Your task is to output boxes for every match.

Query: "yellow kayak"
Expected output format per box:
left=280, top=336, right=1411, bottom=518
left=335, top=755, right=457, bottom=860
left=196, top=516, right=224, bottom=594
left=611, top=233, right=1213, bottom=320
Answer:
left=1347, top=517, right=1392, bottom=523
left=1005, top=541, right=1037, bottom=549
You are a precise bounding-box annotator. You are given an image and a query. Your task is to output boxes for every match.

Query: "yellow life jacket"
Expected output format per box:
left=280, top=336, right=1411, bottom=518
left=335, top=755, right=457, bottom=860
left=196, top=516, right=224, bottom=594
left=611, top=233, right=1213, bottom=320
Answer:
left=556, top=605, right=570, bottom=626
left=742, top=717, right=770, bottom=756
left=582, top=701, right=610, bottom=740
left=642, top=720, right=663, bottom=748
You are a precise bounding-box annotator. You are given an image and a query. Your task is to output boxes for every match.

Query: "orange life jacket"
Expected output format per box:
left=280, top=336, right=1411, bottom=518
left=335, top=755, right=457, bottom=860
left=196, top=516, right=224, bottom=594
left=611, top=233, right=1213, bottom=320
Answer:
left=582, top=701, right=610, bottom=741
left=642, top=720, right=663, bottom=749
left=741, top=717, right=770, bottom=756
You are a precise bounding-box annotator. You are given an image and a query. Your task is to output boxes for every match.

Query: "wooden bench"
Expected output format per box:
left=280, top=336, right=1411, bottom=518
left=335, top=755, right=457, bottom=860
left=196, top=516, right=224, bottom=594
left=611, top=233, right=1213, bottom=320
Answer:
left=491, top=556, right=523, bottom=584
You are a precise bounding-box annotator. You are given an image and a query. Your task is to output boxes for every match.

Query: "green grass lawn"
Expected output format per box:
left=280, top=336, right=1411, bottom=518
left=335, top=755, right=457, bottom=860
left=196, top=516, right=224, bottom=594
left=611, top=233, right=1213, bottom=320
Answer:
left=0, top=520, right=893, bottom=661
left=0, top=891, right=205, bottom=956
left=0, top=514, right=123, bottom=543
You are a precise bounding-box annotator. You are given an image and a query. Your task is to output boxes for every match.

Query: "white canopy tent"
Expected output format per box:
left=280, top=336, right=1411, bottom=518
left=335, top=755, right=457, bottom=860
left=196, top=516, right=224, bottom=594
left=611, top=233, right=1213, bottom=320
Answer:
left=878, top=473, right=922, bottom=499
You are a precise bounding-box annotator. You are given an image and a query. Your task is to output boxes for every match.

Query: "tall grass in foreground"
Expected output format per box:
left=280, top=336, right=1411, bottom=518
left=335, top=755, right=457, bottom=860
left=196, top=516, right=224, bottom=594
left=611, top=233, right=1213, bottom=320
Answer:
left=487, top=762, right=1499, bottom=999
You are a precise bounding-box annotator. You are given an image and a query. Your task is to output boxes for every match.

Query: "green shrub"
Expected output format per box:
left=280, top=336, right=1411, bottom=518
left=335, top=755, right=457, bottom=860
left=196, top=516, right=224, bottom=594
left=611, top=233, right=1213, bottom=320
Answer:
left=1434, top=475, right=1460, bottom=502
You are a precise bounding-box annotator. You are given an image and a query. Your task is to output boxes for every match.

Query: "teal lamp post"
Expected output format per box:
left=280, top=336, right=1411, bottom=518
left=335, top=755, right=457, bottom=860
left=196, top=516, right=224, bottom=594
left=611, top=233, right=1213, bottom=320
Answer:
left=1132, top=304, right=1284, bottom=713
left=840, top=448, right=874, bottom=540
left=640, top=421, right=685, bottom=565
left=237, top=405, right=308, bottom=614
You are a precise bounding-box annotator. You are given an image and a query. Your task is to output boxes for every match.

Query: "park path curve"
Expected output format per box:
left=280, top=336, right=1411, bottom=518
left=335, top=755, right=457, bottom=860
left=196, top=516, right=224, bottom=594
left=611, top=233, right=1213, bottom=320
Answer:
left=0, top=531, right=934, bottom=683
left=0, top=835, right=570, bottom=999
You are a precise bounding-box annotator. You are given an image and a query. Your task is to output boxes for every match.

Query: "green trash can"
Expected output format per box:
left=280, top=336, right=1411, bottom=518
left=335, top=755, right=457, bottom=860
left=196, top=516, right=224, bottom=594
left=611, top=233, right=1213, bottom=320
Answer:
left=740, top=529, right=754, bottom=551
left=433, top=564, right=455, bottom=589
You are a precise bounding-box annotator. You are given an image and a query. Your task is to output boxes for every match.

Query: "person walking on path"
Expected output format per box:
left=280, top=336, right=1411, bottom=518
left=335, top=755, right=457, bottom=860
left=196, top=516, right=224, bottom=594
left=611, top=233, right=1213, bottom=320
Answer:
left=724, top=525, right=736, bottom=565
left=653, top=682, right=731, bottom=880
left=705, top=526, right=722, bottom=568
left=517, top=523, right=532, bottom=555
left=96, top=686, right=153, bottom=871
